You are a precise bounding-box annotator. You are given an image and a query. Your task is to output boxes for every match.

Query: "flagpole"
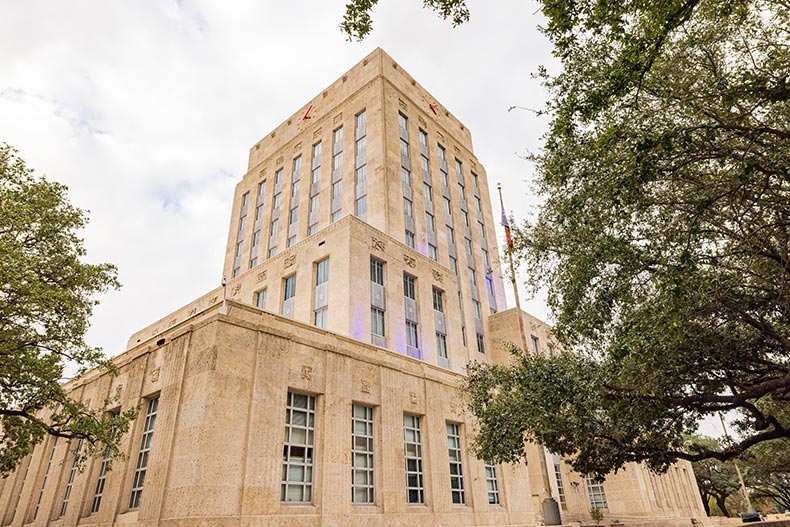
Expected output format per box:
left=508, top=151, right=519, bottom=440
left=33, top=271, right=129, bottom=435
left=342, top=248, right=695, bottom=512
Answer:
left=497, top=183, right=528, bottom=354
left=498, top=183, right=557, bottom=519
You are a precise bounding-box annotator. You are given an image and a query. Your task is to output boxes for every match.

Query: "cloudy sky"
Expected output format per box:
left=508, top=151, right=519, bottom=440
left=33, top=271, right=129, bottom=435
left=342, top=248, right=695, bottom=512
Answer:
left=2, top=0, right=555, bottom=355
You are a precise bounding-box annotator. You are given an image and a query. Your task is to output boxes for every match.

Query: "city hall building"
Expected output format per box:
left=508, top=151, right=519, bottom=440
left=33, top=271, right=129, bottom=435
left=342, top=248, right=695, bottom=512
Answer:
left=0, top=49, right=706, bottom=527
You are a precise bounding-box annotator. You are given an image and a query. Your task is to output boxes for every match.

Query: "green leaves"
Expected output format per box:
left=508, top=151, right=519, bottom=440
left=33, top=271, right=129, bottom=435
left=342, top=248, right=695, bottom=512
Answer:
left=0, top=143, right=133, bottom=476
left=340, top=0, right=470, bottom=41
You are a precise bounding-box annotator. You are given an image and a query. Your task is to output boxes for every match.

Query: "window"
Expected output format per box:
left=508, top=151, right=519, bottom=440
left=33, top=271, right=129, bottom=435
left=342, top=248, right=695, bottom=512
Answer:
left=351, top=404, right=374, bottom=504
left=473, top=300, right=482, bottom=320
left=356, top=138, right=367, bottom=171
left=469, top=269, right=478, bottom=288
left=282, top=392, right=316, bottom=503
left=403, top=415, right=424, bottom=504
left=289, top=207, right=299, bottom=226
left=32, top=439, right=57, bottom=520
left=401, top=167, right=411, bottom=187
left=275, top=168, right=283, bottom=185
left=356, top=164, right=367, bottom=187
left=355, top=196, right=367, bottom=219
left=449, top=257, right=458, bottom=275
left=406, top=321, right=419, bottom=349
left=586, top=477, right=608, bottom=510
left=447, top=226, right=455, bottom=245
left=446, top=423, right=466, bottom=505
left=478, top=222, right=486, bottom=242
left=90, top=413, right=117, bottom=514
left=270, top=218, right=279, bottom=237
left=428, top=244, right=437, bottom=261
left=371, top=307, right=385, bottom=337
left=461, top=211, right=469, bottom=228
left=419, top=129, right=428, bottom=147
left=400, top=139, right=409, bottom=158
left=554, top=456, right=567, bottom=509
left=432, top=288, right=444, bottom=313
left=59, top=439, right=83, bottom=517
left=405, top=230, right=415, bottom=248
left=292, top=155, right=302, bottom=183
left=464, top=238, right=473, bottom=259
left=458, top=183, right=466, bottom=201
left=482, top=248, right=490, bottom=270
left=273, top=191, right=282, bottom=210
left=313, top=258, right=329, bottom=328
left=548, top=344, right=555, bottom=356
left=404, top=198, right=413, bottom=218
left=254, top=288, right=267, bottom=310
left=129, top=396, right=160, bottom=509
left=268, top=246, right=277, bottom=258
left=438, top=144, right=446, bottom=164
left=283, top=275, right=296, bottom=303
left=332, top=181, right=342, bottom=199
left=370, top=258, right=384, bottom=285
left=475, top=196, right=482, bottom=212
left=425, top=212, right=435, bottom=232
left=485, top=464, right=500, bottom=505
left=403, top=274, right=416, bottom=300
left=531, top=335, right=540, bottom=355
left=398, top=112, right=408, bottom=136
left=472, top=172, right=479, bottom=191
left=311, top=142, right=322, bottom=184
left=444, top=197, right=452, bottom=216
left=477, top=333, right=486, bottom=354
left=455, top=159, right=463, bottom=179
left=423, top=183, right=433, bottom=205
left=436, top=333, right=448, bottom=365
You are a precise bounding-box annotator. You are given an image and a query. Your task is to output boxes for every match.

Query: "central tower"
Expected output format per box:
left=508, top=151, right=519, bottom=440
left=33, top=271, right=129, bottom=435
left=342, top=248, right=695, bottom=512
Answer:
left=220, top=48, right=507, bottom=373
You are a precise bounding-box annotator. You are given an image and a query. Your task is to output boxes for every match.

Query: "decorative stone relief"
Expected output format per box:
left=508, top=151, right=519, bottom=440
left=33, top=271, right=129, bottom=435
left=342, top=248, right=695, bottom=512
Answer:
left=301, top=365, right=313, bottom=381
left=114, top=384, right=123, bottom=400
left=432, top=269, right=443, bottom=282
left=209, top=296, right=218, bottom=305
left=231, top=284, right=241, bottom=296
left=418, top=116, right=427, bottom=127
left=371, top=237, right=385, bottom=252
left=187, top=306, right=197, bottom=316
left=256, top=270, right=267, bottom=282
left=276, top=155, right=284, bottom=165
left=398, top=98, right=407, bottom=109
left=409, top=392, right=418, bottom=404
left=168, top=317, right=177, bottom=327
left=152, top=327, right=159, bottom=335
left=284, top=255, right=296, bottom=268
left=404, top=255, right=416, bottom=268
left=293, top=141, right=302, bottom=151
left=312, top=127, right=322, bottom=138
left=333, top=112, right=343, bottom=124
left=151, top=367, right=161, bottom=383
left=360, top=380, right=371, bottom=394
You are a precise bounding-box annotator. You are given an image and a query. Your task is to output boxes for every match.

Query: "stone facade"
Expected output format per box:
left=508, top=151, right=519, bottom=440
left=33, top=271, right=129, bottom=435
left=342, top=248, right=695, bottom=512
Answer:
left=0, top=48, right=707, bottom=526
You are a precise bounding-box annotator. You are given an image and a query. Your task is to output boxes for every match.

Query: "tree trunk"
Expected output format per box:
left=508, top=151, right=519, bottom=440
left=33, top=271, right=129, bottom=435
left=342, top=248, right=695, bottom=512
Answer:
left=715, top=495, right=731, bottom=518
left=700, top=492, right=711, bottom=516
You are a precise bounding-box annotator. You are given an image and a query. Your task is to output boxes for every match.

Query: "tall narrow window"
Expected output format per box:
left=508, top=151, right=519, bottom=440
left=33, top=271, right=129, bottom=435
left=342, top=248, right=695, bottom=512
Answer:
left=554, top=455, right=567, bottom=509
left=476, top=333, right=486, bottom=354
left=371, top=307, right=385, bottom=338
left=403, top=415, right=425, bottom=504
left=282, top=392, right=316, bottom=503
left=313, top=258, right=329, bottom=328
left=370, top=258, right=384, bottom=286
left=254, top=288, right=267, bottom=310
left=91, top=428, right=115, bottom=513
left=432, top=287, right=444, bottom=313
left=233, top=192, right=250, bottom=278
left=586, top=477, right=608, bottom=510
left=531, top=335, right=540, bottom=355
left=311, top=142, right=322, bottom=184
left=59, top=439, right=83, bottom=517
left=355, top=111, right=367, bottom=220
left=485, top=464, right=500, bottom=505
left=446, top=423, right=466, bottom=504
left=351, top=404, right=374, bottom=504
left=282, top=274, right=296, bottom=317
left=438, top=144, right=449, bottom=187
left=436, top=333, right=448, bottom=366
left=331, top=127, right=343, bottom=222
left=406, top=321, right=419, bottom=350
left=129, top=396, right=159, bottom=509
left=403, top=274, right=416, bottom=300
left=32, top=438, right=58, bottom=520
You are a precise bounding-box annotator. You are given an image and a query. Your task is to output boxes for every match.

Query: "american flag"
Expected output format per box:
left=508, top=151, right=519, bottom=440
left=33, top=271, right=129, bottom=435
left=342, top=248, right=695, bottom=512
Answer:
left=499, top=187, right=514, bottom=251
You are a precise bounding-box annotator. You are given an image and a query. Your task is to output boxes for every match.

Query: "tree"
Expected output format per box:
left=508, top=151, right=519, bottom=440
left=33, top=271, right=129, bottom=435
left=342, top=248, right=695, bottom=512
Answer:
left=341, top=0, right=790, bottom=475
left=340, top=0, right=469, bottom=41
left=692, top=438, right=741, bottom=517
left=0, top=143, right=136, bottom=476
